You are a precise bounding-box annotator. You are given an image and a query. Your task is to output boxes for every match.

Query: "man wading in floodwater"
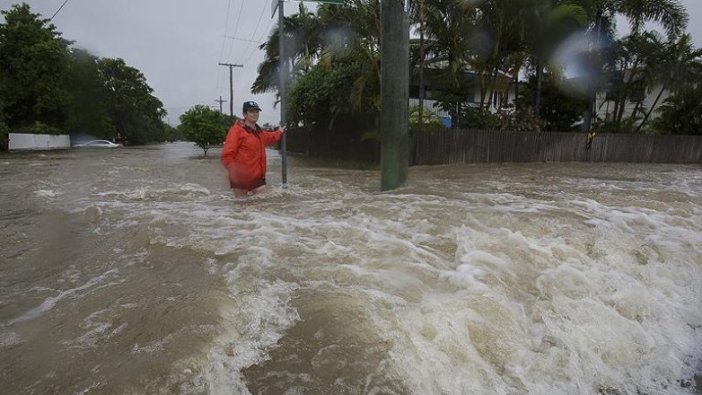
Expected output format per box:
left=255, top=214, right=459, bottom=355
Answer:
left=221, top=101, right=284, bottom=196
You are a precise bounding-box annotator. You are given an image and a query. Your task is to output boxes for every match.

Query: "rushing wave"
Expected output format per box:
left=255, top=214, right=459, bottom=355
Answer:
left=0, top=143, right=700, bottom=394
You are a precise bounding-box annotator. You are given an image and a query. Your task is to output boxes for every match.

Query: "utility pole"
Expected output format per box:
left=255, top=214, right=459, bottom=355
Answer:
left=215, top=96, right=227, bottom=113
left=272, top=0, right=345, bottom=187
left=218, top=62, right=243, bottom=118
left=380, top=0, right=410, bottom=191
left=418, top=0, right=425, bottom=127
left=278, top=0, right=288, bottom=186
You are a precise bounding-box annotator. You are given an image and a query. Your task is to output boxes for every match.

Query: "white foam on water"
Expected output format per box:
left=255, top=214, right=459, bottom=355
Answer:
left=34, top=189, right=59, bottom=198
left=8, top=269, right=120, bottom=325
left=0, top=331, right=22, bottom=348
left=61, top=308, right=128, bottom=350
left=132, top=333, right=176, bottom=354
left=199, top=278, right=301, bottom=395
left=367, top=220, right=699, bottom=394
left=149, top=173, right=700, bottom=393
left=28, top=156, right=701, bottom=394
left=95, top=183, right=211, bottom=202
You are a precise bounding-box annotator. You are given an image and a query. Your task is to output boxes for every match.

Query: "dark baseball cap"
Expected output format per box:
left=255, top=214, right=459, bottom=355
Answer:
left=243, top=101, right=261, bottom=113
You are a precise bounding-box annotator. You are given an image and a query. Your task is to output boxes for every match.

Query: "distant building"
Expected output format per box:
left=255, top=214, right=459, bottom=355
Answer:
left=566, top=71, right=672, bottom=131
left=409, top=65, right=519, bottom=127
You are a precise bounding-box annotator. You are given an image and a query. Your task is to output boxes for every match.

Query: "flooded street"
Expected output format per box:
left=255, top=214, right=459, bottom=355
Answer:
left=1, top=142, right=701, bottom=394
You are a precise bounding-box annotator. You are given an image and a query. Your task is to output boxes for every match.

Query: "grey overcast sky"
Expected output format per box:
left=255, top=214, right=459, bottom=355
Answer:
left=1, top=0, right=701, bottom=126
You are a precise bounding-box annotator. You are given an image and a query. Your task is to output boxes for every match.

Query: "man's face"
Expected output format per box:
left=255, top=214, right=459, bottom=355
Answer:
left=245, top=109, right=260, bottom=124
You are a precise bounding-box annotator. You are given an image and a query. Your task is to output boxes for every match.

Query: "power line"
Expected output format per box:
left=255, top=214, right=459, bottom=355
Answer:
left=229, top=2, right=272, bottom=99
left=233, top=13, right=276, bottom=89
left=217, top=0, right=234, bottom=91
left=225, top=0, right=246, bottom=64
left=234, top=1, right=268, bottom=64
left=218, top=0, right=234, bottom=63
left=241, top=18, right=275, bottom=62
left=223, top=35, right=262, bottom=44
left=50, top=0, right=70, bottom=21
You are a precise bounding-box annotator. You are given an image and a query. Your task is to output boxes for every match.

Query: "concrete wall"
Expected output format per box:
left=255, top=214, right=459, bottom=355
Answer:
left=8, top=133, right=71, bottom=151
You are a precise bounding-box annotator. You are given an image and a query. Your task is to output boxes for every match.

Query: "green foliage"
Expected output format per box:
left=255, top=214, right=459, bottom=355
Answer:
left=251, top=0, right=696, bottom=156
left=287, top=59, right=377, bottom=129
left=516, top=74, right=587, bottom=131
left=0, top=114, right=8, bottom=151
left=408, top=105, right=442, bottom=128
left=97, top=58, right=167, bottom=144
left=161, top=124, right=184, bottom=142
left=64, top=49, right=115, bottom=138
left=652, top=87, right=702, bottom=135
left=0, top=3, right=71, bottom=129
left=459, top=107, right=499, bottom=129
left=494, top=106, right=544, bottom=132
left=17, top=121, right=63, bottom=135
left=178, top=105, right=227, bottom=156
left=433, top=86, right=468, bottom=128
left=0, top=3, right=168, bottom=144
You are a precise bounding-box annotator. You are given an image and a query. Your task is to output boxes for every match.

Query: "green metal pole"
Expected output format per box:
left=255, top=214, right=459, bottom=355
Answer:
left=279, top=0, right=288, bottom=187
left=380, top=0, right=409, bottom=191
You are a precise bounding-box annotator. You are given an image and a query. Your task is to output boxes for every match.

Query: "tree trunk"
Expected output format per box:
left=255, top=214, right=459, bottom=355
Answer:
left=513, top=62, right=520, bottom=110
left=615, top=60, right=639, bottom=132
left=487, top=65, right=499, bottom=111
left=535, top=57, right=542, bottom=118
left=583, top=9, right=603, bottom=132
left=635, top=85, right=666, bottom=133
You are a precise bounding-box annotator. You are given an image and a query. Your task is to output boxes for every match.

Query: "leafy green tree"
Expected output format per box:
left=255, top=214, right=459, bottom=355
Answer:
left=0, top=3, right=168, bottom=144
left=419, top=0, right=476, bottom=124
left=653, top=84, right=702, bottom=135
left=178, top=105, right=227, bottom=156
left=572, top=0, right=689, bottom=131
left=0, top=110, right=8, bottom=151
left=0, top=3, right=71, bottom=131
left=636, top=33, right=702, bottom=132
left=287, top=59, right=376, bottom=128
left=527, top=1, right=588, bottom=117
left=251, top=2, right=323, bottom=97
left=161, top=123, right=184, bottom=143
left=409, top=105, right=442, bottom=128
left=517, top=73, right=588, bottom=131
left=65, top=48, right=115, bottom=137
left=253, top=0, right=382, bottom=117
left=97, top=58, right=167, bottom=144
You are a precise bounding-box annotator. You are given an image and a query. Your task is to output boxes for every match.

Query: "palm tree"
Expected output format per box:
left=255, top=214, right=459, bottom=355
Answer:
left=574, top=0, right=689, bottom=131
left=601, top=31, right=664, bottom=132
left=417, top=0, right=478, bottom=126
left=250, top=3, right=322, bottom=96
left=635, top=33, right=702, bottom=132
left=317, top=0, right=382, bottom=112
left=528, top=1, right=588, bottom=117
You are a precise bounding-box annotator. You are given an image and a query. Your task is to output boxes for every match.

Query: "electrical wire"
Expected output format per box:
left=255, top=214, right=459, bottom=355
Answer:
left=217, top=0, right=234, bottom=92
left=231, top=1, right=270, bottom=88
left=50, top=0, right=70, bottom=21
left=235, top=1, right=268, bottom=63
left=224, top=0, right=246, bottom=64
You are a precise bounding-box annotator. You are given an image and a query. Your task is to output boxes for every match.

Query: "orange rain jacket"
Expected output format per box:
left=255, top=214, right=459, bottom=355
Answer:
left=221, top=120, right=283, bottom=191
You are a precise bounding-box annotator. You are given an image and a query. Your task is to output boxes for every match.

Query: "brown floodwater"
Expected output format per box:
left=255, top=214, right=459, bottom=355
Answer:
left=1, top=142, right=700, bottom=394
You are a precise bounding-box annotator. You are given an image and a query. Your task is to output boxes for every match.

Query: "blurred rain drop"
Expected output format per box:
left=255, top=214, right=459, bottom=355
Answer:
left=550, top=29, right=606, bottom=99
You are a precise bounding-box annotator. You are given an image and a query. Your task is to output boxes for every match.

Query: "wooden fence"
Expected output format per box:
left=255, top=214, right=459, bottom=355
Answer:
left=286, top=127, right=702, bottom=164
left=412, top=129, right=702, bottom=165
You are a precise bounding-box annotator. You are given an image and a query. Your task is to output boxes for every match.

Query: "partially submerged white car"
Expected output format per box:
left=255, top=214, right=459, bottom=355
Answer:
left=74, top=140, right=123, bottom=148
